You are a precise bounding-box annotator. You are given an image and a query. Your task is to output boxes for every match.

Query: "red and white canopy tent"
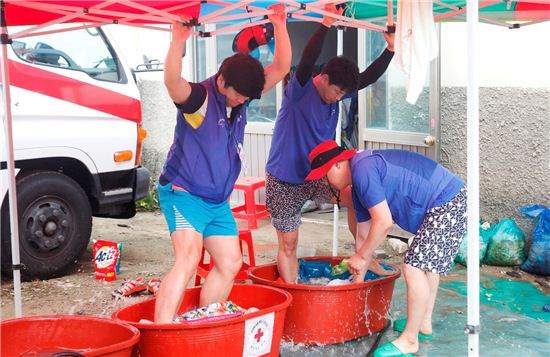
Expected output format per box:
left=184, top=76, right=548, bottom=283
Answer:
left=1, top=1, right=548, bottom=355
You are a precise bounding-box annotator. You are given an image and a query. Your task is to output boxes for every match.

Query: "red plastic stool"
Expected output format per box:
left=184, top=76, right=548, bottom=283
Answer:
left=195, top=229, right=256, bottom=286
left=231, top=176, right=269, bottom=229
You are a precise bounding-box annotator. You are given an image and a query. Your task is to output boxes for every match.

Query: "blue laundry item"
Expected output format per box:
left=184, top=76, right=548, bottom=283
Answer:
left=364, top=263, right=395, bottom=281
left=299, top=259, right=395, bottom=283
left=519, top=205, right=550, bottom=276
left=543, top=304, right=550, bottom=313
left=298, top=259, right=331, bottom=280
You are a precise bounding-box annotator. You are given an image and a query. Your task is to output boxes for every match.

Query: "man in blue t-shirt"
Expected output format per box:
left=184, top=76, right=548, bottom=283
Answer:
left=306, top=140, right=467, bottom=357
left=265, top=4, right=394, bottom=284
left=154, top=7, right=291, bottom=324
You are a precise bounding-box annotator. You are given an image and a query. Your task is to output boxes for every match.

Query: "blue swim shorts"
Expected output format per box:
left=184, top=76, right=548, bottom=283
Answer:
left=158, top=182, right=238, bottom=238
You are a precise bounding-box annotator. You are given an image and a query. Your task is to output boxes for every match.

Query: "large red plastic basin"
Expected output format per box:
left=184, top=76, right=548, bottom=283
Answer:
left=112, top=283, right=292, bottom=357
left=248, top=256, right=401, bottom=345
left=0, top=315, right=140, bottom=357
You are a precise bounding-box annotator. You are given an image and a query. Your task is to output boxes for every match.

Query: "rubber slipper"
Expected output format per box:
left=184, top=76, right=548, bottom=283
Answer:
left=373, top=342, right=414, bottom=357
left=112, top=277, right=147, bottom=298
left=393, top=319, right=433, bottom=341
left=147, top=279, right=161, bottom=296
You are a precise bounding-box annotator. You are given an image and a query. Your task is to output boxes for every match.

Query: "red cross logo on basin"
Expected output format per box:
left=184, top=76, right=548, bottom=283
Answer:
left=254, top=328, right=264, bottom=343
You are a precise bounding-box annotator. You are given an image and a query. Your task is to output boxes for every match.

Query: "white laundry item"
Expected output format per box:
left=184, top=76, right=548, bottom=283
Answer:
left=395, top=0, right=438, bottom=104
left=327, top=278, right=353, bottom=286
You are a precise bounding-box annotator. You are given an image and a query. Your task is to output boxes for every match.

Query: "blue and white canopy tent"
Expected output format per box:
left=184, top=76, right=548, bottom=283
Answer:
left=2, top=1, right=548, bottom=355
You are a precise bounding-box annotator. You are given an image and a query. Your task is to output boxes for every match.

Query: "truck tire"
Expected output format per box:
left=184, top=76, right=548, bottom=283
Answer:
left=1, top=171, right=92, bottom=280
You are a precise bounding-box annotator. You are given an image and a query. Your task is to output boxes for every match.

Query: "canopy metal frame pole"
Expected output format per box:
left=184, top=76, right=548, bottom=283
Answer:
left=1, top=0, right=22, bottom=318
left=466, top=0, right=480, bottom=355
left=332, top=26, right=344, bottom=257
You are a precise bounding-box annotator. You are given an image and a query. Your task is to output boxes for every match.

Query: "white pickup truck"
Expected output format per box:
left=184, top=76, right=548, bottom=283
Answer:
left=1, top=25, right=150, bottom=280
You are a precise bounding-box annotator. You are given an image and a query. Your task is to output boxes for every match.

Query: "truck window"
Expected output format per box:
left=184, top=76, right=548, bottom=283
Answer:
left=11, top=26, right=121, bottom=82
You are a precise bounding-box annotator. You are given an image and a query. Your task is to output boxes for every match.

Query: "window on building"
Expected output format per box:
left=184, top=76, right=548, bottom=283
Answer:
left=365, top=31, right=431, bottom=134
left=195, top=26, right=277, bottom=123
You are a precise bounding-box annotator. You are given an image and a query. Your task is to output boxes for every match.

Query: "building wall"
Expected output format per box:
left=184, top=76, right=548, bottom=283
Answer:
left=439, top=22, right=550, bottom=238
left=137, top=79, right=176, bottom=181
left=440, top=87, right=549, bottom=237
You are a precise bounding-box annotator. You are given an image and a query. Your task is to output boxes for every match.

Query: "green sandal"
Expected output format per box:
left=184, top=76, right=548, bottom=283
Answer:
left=374, top=342, right=414, bottom=357
left=393, top=319, right=433, bottom=341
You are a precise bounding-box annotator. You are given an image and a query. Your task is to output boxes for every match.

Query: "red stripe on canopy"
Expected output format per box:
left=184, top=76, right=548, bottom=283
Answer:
left=4, top=1, right=201, bottom=26
left=515, top=1, right=550, bottom=20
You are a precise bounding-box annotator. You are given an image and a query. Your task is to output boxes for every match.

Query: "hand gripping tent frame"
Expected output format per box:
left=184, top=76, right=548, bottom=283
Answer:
left=1, top=1, right=548, bottom=355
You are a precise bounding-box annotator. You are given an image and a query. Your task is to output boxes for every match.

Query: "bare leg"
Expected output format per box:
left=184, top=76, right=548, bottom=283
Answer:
left=391, top=263, right=429, bottom=354
left=154, top=229, right=202, bottom=324
left=200, top=234, right=242, bottom=307
left=420, top=271, right=439, bottom=334
left=276, top=230, right=299, bottom=283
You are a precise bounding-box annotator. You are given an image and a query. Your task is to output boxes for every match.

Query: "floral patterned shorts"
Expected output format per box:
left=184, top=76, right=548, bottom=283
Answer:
left=404, top=188, right=467, bottom=275
left=265, top=172, right=335, bottom=233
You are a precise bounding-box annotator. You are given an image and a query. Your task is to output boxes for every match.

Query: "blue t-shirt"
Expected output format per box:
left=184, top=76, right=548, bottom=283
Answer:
left=265, top=74, right=354, bottom=184
left=351, top=150, right=464, bottom=233
left=161, top=75, right=247, bottom=203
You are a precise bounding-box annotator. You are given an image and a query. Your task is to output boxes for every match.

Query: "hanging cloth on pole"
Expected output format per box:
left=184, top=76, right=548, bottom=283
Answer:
left=395, top=0, right=438, bottom=104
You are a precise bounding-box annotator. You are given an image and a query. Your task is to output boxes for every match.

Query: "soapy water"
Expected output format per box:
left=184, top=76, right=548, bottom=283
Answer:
left=298, top=261, right=395, bottom=286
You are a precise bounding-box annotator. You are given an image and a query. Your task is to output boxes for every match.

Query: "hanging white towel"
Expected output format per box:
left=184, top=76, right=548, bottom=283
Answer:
left=395, top=0, right=438, bottom=104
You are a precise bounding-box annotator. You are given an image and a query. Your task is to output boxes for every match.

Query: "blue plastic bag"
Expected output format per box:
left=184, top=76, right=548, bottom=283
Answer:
left=364, top=263, right=395, bottom=281
left=519, top=205, right=550, bottom=276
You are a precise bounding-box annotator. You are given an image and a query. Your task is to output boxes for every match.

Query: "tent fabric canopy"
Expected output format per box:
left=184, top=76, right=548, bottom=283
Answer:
left=3, top=1, right=202, bottom=26
left=5, top=1, right=548, bottom=39
left=4, top=0, right=388, bottom=37
left=349, top=0, right=550, bottom=22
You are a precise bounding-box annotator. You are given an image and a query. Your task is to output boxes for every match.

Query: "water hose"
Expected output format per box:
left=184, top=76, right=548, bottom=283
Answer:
left=366, top=320, right=391, bottom=357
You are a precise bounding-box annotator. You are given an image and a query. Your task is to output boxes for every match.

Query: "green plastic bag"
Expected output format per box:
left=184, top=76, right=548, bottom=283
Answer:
left=455, top=222, right=491, bottom=267
left=484, top=219, right=526, bottom=266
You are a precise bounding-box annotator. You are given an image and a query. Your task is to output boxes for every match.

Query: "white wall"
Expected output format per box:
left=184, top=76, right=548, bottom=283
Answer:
left=441, top=22, right=550, bottom=87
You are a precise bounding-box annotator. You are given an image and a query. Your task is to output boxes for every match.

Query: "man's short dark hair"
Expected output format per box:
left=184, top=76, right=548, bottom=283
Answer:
left=321, top=56, right=359, bottom=93
left=218, top=53, right=265, bottom=99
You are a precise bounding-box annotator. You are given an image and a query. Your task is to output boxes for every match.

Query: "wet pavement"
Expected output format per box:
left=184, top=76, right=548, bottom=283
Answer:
left=279, top=269, right=549, bottom=357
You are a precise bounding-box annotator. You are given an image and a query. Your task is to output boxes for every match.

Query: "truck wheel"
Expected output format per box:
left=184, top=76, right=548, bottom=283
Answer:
left=1, top=171, right=92, bottom=280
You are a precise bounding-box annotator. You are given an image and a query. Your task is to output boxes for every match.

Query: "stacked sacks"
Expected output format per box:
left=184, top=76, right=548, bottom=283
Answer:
left=456, top=218, right=527, bottom=267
